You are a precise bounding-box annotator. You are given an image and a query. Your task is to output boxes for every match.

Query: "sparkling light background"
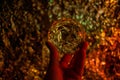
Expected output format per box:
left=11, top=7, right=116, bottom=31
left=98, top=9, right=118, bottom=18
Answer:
left=0, top=0, right=120, bottom=80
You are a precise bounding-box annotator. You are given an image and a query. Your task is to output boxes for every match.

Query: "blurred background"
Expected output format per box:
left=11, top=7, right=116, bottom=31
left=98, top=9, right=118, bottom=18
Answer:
left=0, top=0, right=120, bottom=80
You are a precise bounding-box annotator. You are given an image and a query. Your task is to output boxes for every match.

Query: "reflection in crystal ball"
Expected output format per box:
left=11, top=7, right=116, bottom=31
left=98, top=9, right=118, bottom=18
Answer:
left=48, top=18, right=86, bottom=54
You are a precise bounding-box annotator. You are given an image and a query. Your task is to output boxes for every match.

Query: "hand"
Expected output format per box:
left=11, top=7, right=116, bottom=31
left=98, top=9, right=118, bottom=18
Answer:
left=44, top=41, right=88, bottom=80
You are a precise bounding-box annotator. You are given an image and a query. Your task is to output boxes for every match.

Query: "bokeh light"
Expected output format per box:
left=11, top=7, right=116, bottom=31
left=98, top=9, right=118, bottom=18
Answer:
left=0, top=0, right=120, bottom=80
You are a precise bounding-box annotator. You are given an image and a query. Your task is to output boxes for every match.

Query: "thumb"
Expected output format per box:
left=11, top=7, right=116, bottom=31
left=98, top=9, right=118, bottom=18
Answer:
left=46, top=41, right=60, bottom=64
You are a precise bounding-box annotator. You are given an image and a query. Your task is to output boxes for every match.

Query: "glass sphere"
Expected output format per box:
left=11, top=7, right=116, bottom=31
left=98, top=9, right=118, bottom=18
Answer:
left=48, top=18, right=86, bottom=54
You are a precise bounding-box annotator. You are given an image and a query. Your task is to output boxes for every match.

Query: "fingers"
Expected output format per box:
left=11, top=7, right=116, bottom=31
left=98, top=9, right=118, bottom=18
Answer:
left=45, top=41, right=63, bottom=80
left=60, top=54, right=73, bottom=69
left=71, top=42, right=88, bottom=75
left=46, top=41, right=60, bottom=64
left=80, top=42, right=88, bottom=53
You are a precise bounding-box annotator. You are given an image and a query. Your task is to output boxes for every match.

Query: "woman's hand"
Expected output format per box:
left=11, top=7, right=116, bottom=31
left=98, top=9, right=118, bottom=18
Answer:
left=44, top=41, right=88, bottom=80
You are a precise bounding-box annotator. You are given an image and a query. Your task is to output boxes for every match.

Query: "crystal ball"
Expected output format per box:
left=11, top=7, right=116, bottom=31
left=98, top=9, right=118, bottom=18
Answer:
left=48, top=18, right=86, bottom=54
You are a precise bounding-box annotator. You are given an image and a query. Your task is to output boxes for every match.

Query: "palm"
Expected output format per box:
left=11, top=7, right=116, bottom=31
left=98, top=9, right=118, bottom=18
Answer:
left=44, top=42, right=88, bottom=80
